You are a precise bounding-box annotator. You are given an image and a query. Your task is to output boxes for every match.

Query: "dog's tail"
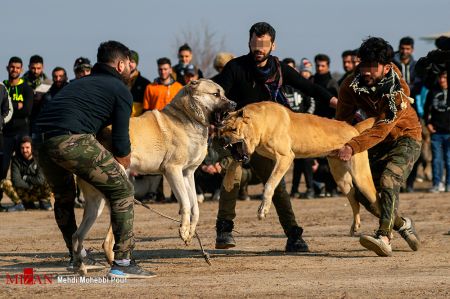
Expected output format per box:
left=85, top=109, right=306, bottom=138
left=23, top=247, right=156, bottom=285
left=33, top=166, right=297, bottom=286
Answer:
left=354, top=117, right=376, bottom=134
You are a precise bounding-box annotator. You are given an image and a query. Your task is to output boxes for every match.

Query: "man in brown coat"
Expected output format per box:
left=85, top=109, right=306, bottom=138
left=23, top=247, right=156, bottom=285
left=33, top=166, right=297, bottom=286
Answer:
left=335, top=37, right=422, bottom=257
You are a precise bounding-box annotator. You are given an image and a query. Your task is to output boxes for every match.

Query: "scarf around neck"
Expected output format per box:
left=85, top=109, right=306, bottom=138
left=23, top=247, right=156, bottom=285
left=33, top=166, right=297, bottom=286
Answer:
left=349, top=66, right=413, bottom=123
left=252, top=55, right=290, bottom=108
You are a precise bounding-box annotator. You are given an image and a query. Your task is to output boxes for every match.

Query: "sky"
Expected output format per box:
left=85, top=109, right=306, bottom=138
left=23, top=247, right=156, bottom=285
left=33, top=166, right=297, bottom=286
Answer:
left=1, top=0, right=449, bottom=80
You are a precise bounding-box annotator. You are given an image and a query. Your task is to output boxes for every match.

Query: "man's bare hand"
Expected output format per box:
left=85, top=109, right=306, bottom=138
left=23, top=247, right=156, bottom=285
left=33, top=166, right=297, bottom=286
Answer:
left=329, top=97, right=338, bottom=108
left=427, top=123, right=436, bottom=134
left=337, top=145, right=353, bottom=161
left=115, top=154, right=131, bottom=169
left=18, top=102, right=23, bottom=110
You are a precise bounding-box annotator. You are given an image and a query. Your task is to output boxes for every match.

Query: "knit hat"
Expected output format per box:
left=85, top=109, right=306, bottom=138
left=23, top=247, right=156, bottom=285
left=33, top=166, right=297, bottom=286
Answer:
left=298, top=58, right=313, bottom=74
left=130, top=50, right=139, bottom=65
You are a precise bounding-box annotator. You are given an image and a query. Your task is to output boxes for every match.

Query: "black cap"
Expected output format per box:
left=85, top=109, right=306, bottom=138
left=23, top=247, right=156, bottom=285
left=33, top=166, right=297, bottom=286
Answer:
left=73, top=57, right=92, bottom=71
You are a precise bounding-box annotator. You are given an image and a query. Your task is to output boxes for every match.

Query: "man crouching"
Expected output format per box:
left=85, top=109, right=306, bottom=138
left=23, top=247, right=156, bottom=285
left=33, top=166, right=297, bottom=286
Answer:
left=336, top=37, right=421, bottom=256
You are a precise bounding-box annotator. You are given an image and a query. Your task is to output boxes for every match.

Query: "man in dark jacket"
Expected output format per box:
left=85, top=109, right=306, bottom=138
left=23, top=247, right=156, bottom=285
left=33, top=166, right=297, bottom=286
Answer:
left=213, top=22, right=337, bottom=252
left=36, top=41, right=154, bottom=279
left=128, top=50, right=150, bottom=117
left=0, top=82, right=12, bottom=211
left=2, top=57, right=34, bottom=204
left=0, top=136, right=52, bottom=211
left=313, top=53, right=339, bottom=118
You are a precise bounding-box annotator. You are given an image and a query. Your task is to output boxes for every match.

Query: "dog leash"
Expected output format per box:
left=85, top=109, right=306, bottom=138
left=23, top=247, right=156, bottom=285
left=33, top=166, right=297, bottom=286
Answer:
left=133, top=199, right=212, bottom=266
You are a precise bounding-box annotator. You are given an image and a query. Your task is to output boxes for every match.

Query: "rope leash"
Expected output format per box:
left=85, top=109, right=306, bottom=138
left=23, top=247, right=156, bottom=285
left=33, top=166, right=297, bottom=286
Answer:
left=133, top=199, right=211, bottom=266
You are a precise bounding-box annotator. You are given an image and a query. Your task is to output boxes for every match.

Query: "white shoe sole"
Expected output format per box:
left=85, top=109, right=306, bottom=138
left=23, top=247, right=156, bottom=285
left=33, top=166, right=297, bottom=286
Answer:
left=360, top=236, right=392, bottom=257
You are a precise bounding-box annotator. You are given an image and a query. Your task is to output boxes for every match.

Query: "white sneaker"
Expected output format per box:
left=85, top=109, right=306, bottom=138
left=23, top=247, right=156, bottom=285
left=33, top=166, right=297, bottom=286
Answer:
left=359, top=235, right=392, bottom=257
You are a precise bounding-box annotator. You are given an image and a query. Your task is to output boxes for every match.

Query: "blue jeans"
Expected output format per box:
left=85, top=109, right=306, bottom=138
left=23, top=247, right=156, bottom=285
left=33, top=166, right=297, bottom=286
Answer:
left=430, top=133, right=450, bottom=187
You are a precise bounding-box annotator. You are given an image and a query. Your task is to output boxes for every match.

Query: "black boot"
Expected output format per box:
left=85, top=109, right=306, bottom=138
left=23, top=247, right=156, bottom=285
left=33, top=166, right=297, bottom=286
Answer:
left=215, top=219, right=236, bottom=249
left=285, top=226, right=309, bottom=252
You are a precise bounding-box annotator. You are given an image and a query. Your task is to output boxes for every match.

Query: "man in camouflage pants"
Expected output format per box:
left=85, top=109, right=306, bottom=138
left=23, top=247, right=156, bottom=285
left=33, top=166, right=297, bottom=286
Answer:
left=336, top=37, right=422, bottom=257
left=36, top=41, right=154, bottom=278
left=1, top=135, right=52, bottom=211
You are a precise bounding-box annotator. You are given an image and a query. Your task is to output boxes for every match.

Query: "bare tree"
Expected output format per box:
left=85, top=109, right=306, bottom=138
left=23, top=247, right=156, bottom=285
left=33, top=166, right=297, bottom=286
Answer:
left=174, top=21, right=227, bottom=78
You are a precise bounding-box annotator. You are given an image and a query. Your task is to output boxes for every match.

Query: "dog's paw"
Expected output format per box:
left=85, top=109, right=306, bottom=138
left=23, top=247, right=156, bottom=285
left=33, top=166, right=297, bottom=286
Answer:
left=179, top=225, right=190, bottom=243
left=78, top=263, right=87, bottom=276
left=257, top=203, right=269, bottom=220
left=350, top=223, right=361, bottom=237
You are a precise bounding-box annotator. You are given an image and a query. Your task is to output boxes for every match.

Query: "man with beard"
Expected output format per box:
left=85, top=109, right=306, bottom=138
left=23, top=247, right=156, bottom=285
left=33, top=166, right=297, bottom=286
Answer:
left=213, top=22, right=337, bottom=252
left=128, top=50, right=150, bottom=117
left=1, top=57, right=34, bottom=210
left=42, top=67, right=69, bottom=104
left=338, top=50, right=357, bottom=86
left=36, top=41, right=155, bottom=278
left=336, top=37, right=422, bottom=257
left=23, top=55, right=52, bottom=137
left=393, top=37, right=417, bottom=92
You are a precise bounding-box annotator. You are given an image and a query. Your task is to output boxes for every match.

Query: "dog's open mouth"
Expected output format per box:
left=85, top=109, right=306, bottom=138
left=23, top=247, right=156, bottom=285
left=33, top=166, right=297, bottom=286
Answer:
left=212, top=110, right=230, bottom=126
left=224, top=140, right=249, bottom=163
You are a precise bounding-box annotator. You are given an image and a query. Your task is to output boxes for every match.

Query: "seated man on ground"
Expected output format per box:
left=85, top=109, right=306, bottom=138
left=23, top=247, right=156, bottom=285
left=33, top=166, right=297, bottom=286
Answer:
left=1, top=136, right=52, bottom=211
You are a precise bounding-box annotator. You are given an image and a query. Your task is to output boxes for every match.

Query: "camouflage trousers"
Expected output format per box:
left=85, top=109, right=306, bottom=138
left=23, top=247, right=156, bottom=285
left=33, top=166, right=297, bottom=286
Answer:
left=354, top=137, right=421, bottom=237
left=37, top=133, right=135, bottom=259
left=0, top=179, right=52, bottom=205
left=218, top=153, right=299, bottom=236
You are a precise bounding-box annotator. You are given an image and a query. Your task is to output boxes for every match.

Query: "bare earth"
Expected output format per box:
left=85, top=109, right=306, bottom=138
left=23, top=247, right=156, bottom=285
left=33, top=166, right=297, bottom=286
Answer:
left=0, top=177, right=449, bottom=298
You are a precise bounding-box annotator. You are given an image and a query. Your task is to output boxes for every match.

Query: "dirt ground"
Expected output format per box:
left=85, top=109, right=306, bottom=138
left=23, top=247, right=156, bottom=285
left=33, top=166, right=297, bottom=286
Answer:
left=0, top=175, right=449, bottom=298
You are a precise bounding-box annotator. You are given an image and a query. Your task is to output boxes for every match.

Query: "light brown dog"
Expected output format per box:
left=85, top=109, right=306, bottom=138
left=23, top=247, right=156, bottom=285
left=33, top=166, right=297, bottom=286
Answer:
left=73, top=79, right=235, bottom=273
left=219, top=101, right=378, bottom=235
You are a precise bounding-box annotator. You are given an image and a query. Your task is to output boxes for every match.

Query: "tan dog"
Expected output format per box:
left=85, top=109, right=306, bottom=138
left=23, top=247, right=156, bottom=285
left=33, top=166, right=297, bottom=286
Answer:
left=218, top=101, right=378, bottom=236
left=74, top=79, right=235, bottom=271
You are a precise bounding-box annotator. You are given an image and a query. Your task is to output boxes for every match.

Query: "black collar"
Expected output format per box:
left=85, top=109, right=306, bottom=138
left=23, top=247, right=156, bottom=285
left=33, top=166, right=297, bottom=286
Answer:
left=92, top=63, right=123, bottom=80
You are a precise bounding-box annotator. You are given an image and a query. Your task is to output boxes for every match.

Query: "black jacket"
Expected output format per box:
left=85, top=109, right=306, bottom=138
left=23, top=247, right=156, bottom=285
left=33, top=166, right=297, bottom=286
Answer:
left=0, top=83, right=12, bottom=131
left=213, top=53, right=333, bottom=109
left=2, top=79, right=34, bottom=136
left=130, top=71, right=150, bottom=103
left=36, top=63, right=132, bottom=157
left=312, top=72, right=339, bottom=118
left=424, top=87, right=450, bottom=134
left=11, top=155, right=46, bottom=190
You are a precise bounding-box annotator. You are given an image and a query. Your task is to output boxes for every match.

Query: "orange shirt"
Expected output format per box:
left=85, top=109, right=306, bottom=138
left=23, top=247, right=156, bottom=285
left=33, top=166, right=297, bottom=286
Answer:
left=143, top=81, right=183, bottom=111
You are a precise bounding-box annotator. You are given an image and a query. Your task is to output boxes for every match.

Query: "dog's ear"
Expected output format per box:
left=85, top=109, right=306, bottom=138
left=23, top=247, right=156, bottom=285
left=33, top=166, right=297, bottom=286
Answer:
left=188, top=80, right=200, bottom=91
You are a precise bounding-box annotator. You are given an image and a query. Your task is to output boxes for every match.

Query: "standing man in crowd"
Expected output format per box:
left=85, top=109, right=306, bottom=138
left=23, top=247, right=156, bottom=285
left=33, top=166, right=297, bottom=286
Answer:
left=335, top=37, right=421, bottom=257
left=24, top=55, right=52, bottom=137
left=213, top=22, right=337, bottom=252
left=0, top=81, right=12, bottom=211
left=173, top=44, right=204, bottom=85
left=393, top=37, right=417, bottom=92
left=1, top=57, right=34, bottom=206
left=424, top=70, right=449, bottom=193
left=142, top=57, right=183, bottom=202
left=42, top=67, right=69, bottom=107
left=313, top=53, right=339, bottom=118
left=36, top=40, right=155, bottom=278
left=128, top=50, right=150, bottom=117
left=73, top=57, right=92, bottom=80
left=143, top=57, right=182, bottom=111
left=338, top=50, right=357, bottom=86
